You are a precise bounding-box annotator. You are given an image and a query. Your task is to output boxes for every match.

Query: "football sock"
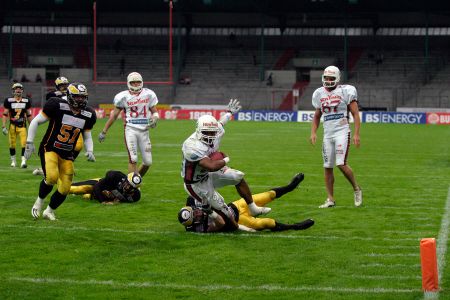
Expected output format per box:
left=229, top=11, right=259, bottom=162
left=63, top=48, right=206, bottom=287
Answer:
left=291, top=219, right=315, bottom=230
left=272, top=173, right=304, bottom=198
left=49, top=191, right=67, bottom=210
left=271, top=222, right=290, bottom=232
left=38, top=179, right=53, bottom=199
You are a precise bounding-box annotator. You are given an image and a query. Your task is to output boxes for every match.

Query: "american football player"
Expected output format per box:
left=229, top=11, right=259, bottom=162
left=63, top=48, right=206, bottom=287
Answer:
left=46, top=76, right=69, bottom=100
left=69, top=170, right=141, bottom=204
left=34, top=76, right=84, bottom=176
left=181, top=99, right=270, bottom=223
left=178, top=173, right=314, bottom=233
left=310, top=66, right=362, bottom=208
left=98, top=72, right=159, bottom=177
left=2, top=83, right=33, bottom=168
left=25, top=83, right=97, bottom=220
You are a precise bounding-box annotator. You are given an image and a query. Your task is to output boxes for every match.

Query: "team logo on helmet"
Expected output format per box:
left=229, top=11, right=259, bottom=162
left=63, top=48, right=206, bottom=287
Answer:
left=178, top=206, right=194, bottom=226
left=127, top=173, right=142, bottom=188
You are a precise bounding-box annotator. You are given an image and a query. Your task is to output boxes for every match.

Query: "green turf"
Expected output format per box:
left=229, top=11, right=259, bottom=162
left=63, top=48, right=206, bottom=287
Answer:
left=0, top=119, right=449, bottom=299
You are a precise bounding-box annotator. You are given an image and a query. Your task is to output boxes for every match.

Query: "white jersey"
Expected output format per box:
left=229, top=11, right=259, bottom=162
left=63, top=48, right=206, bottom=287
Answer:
left=181, top=125, right=224, bottom=183
left=113, top=88, right=158, bottom=130
left=312, top=84, right=357, bottom=138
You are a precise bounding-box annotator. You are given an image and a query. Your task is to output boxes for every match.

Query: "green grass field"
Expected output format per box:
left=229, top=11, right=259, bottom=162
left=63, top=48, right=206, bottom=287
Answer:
left=0, top=119, right=449, bottom=299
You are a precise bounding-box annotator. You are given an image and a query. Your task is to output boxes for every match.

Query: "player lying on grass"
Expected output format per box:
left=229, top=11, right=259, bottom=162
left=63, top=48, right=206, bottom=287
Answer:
left=178, top=173, right=314, bottom=233
left=69, top=170, right=142, bottom=204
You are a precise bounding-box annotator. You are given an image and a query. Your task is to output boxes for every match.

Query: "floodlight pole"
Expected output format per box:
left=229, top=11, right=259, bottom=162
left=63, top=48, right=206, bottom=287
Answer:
left=93, top=1, right=97, bottom=82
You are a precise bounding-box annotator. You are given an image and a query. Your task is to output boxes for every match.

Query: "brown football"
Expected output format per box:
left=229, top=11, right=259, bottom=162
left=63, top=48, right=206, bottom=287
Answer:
left=208, top=151, right=226, bottom=160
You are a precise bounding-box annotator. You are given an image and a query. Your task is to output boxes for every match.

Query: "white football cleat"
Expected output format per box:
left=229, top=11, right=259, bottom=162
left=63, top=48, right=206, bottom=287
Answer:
left=354, top=187, right=363, bottom=207
left=43, top=207, right=57, bottom=221
left=31, top=198, right=44, bottom=219
left=10, top=160, right=16, bottom=167
left=319, top=199, right=336, bottom=208
left=248, top=202, right=271, bottom=216
left=32, top=168, right=44, bottom=176
left=21, top=158, right=27, bottom=168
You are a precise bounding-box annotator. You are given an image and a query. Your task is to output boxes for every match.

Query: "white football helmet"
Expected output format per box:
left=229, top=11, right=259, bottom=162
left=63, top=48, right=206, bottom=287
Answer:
left=322, top=66, right=340, bottom=88
left=127, top=72, right=143, bottom=93
left=196, top=115, right=220, bottom=145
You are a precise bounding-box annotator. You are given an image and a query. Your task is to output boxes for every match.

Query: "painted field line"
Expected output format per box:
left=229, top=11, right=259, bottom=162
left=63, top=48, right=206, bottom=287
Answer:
left=8, top=277, right=419, bottom=294
left=365, top=253, right=418, bottom=257
left=1, top=224, right=421, bottom=242
left=347, top=275, right=421, bottom=280
left=362, top=263, right=421, bottom=269
left=424, top=186, right=450, bottom=300
left=279, top=203, right=443, bottom=211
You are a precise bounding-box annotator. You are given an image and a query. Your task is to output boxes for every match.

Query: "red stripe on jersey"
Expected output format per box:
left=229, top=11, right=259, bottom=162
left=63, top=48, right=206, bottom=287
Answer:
left=344, top=132, right=350, bottom=165
left=184, top=160, right=197, bottom=183
left=185, top=184, right=203, bottom=203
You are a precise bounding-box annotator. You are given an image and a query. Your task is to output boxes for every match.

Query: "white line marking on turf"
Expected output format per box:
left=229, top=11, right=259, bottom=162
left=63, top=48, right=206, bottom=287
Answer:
left=9, top=277, right=419, bottom=294
left=1, top=224, right=421, bottom=242
left=424, top=186, right=450, bottom=300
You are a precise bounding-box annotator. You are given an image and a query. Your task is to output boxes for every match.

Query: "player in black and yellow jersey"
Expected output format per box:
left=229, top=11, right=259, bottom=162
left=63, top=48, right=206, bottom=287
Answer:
left=2, top=83, right=33, bottom=168
left=34, top=77, right=79, bottom=176
left=69, top=170, right=142, bottom=204
left=25, top=83, right=97, bottom=220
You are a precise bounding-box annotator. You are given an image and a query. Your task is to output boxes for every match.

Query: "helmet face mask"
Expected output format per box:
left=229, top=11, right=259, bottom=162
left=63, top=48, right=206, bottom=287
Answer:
left=127, top=72, right=143, bottom=93
left=55, top=77, right=69, bottom=92
left=322, top=66, right=340, bottom=88
left=11, top=83, right=24, bottom=97
left=196, top=115, right=219, bottom=146
left=67, top=83, right=88, bottom=109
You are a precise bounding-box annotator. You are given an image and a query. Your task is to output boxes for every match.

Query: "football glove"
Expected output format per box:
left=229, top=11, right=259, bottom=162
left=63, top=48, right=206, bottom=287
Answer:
left=148, top=115, right=159, bottom=129
left=227, top=98, right=242, bottom=114
left=85, top=151, right=96, bottom=162
left=24, top=142, right=35, bottom=159
left=2, top=127, right=7, bottom=135
left=98, top=131, right=106, bottom=143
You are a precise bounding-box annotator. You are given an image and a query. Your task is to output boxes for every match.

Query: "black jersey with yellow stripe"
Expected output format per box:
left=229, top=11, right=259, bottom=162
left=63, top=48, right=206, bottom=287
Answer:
left=3, top=97, right=32, bottom=127
left=39, top=97, right=96, bottom=161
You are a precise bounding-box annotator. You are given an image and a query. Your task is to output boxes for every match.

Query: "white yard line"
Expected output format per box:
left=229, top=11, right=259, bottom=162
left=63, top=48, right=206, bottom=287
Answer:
left=0, top=224, right=421, bottom=242
left=423, top=186, right=450, bottom=300
left=8, top=277, right=419, bottom=294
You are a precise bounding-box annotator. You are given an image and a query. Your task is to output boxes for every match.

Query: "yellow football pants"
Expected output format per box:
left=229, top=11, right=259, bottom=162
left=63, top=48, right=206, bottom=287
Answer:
left=232, top=191, right=277, bottom=230
left=42, top=151, right=74, bottom=195
left=69, top=178, right=101, bottom=195
left=8, top=124, right=27, bottom=148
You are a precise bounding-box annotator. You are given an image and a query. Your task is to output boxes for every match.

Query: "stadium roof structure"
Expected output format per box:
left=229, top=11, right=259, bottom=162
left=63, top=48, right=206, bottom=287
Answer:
left=2, top=0, right=450, bottom=28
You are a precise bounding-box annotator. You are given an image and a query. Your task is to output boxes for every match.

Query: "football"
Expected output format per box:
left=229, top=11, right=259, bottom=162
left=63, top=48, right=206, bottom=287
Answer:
left=209, top=151, right=227, bottom=160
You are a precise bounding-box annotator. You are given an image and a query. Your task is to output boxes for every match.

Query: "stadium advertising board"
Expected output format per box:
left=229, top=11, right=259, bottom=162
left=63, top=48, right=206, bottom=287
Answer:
left=236, top=110, right=297, bottom=122
left=426, top=112, right=450, bottom=125
left=362, top=112, right=426, bottom=124
left=158, top=109, right=226, bottom=120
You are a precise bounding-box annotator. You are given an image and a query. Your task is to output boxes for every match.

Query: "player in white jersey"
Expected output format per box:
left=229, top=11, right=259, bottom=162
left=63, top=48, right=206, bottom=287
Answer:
left=181, top=99, right=271, bottom=222
left=310, top=66, right=362, bottom=208
left=98, top=72, right=159, bottom=177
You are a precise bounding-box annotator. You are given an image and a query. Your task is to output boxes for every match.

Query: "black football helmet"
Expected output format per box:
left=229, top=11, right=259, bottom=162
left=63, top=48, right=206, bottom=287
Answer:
left=55, top=77, right=69, bottom=92
left=11, top=83, right=24, bottom=97
left=67, top=83, right=88, bottom=109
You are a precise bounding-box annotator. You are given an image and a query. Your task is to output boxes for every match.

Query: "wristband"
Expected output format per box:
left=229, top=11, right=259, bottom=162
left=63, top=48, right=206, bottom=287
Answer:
left=209, top=211, right=218, bottom=219
left=152, top=112, right=160, bottom=118
left=223, top=157, right=230, bottom=164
